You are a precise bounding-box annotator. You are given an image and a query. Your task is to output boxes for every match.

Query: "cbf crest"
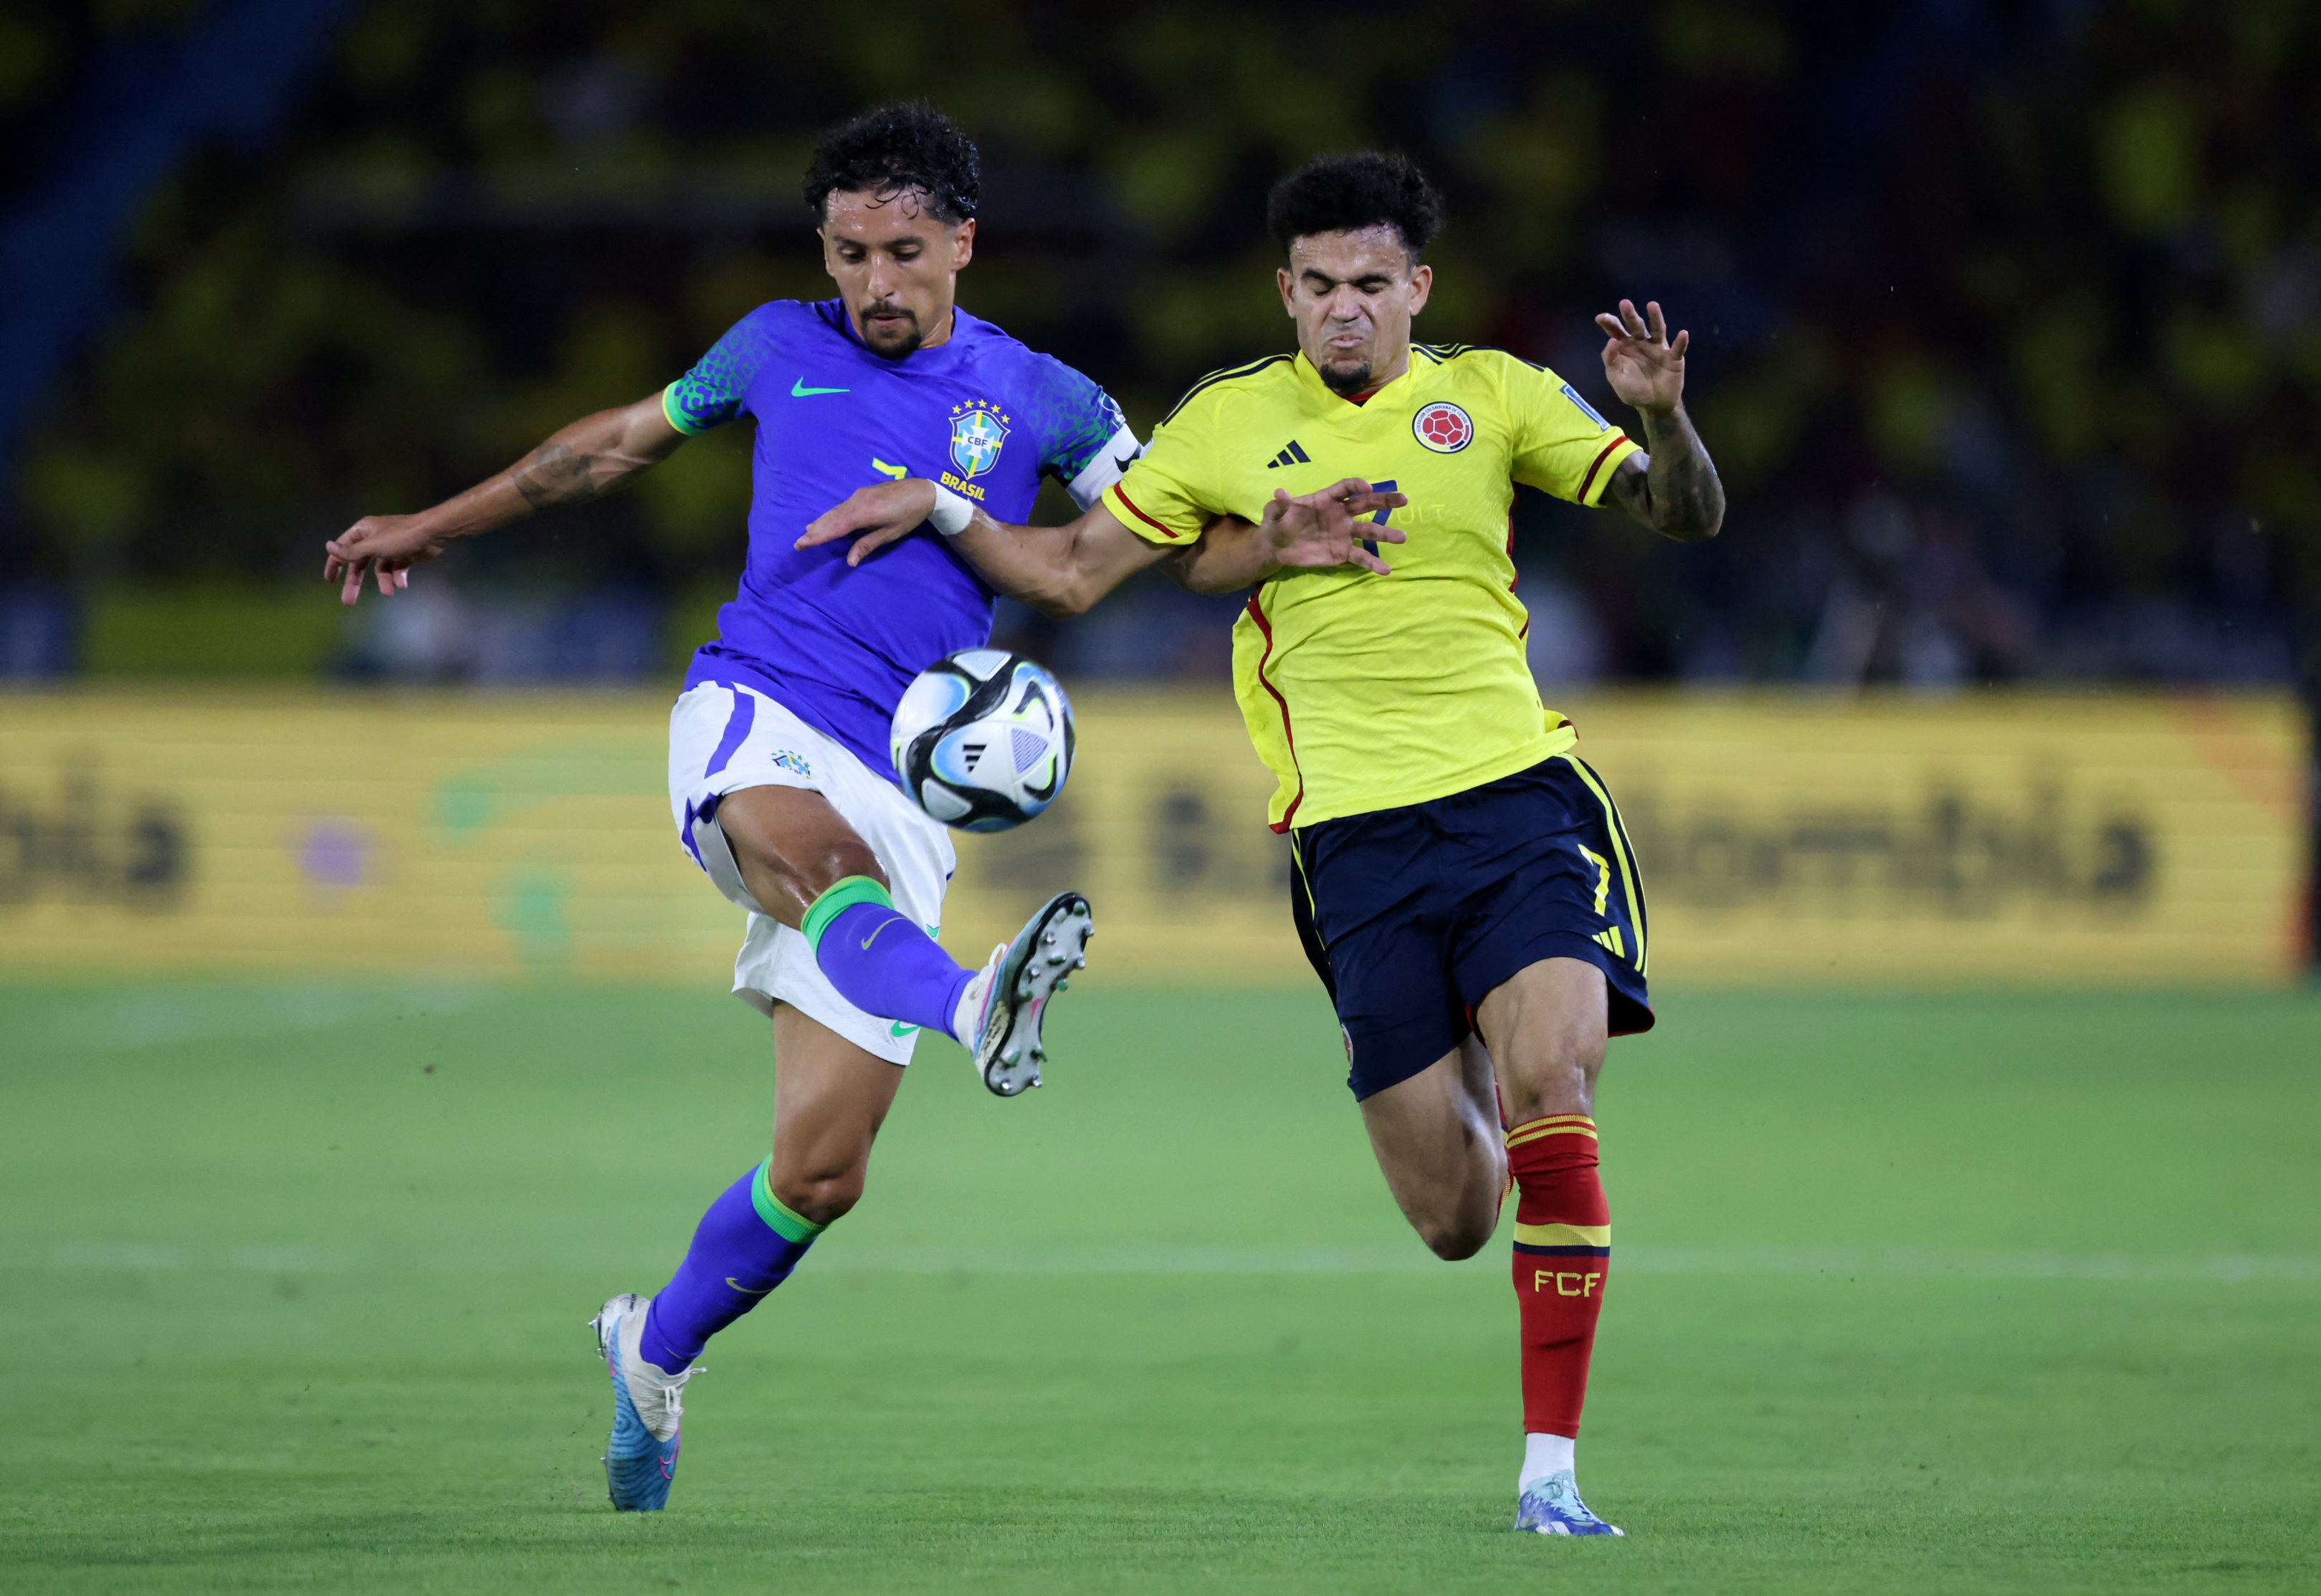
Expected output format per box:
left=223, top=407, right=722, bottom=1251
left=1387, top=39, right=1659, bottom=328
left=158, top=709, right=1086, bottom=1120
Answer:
left=948, top=400, right=1011, bottom=481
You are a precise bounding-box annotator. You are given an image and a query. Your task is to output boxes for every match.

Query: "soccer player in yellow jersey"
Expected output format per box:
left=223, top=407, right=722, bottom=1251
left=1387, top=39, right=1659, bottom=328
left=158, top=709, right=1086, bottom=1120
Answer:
left=803, top=151, right=1724, bottom=1535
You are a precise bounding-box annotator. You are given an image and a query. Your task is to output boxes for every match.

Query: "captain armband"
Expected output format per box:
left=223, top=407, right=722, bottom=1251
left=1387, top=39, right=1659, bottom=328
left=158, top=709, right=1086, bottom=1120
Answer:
left=928, top=483, right=976, bottom=537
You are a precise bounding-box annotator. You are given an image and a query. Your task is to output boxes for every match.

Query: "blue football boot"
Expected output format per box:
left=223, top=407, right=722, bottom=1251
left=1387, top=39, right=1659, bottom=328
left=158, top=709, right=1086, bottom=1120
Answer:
left=1515, top=1470, right=1625, bottom=1536
left=591, top=1293, right=697, bottom=1511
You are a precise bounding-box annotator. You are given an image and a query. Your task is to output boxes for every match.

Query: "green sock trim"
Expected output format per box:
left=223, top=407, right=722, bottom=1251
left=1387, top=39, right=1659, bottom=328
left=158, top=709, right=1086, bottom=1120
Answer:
left=801, top=874, right=894, bottom=952
left=750, top=1158, right=826, bottom=1243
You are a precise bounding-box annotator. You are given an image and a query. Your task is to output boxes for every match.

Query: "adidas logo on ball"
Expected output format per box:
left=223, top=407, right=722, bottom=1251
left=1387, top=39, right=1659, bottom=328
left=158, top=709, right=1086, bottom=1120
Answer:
left=890, top=649, right=1076, bottom=832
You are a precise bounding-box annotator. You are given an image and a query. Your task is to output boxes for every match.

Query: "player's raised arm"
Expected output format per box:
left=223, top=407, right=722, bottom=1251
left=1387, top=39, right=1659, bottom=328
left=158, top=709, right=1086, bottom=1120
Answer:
left=796, top=477, right=1405, bottom=616
left=322, top=392, right=685, bottom=604
left=1163, top=480, right=1408, bottom=592
left=798, top=482, right=1166, bottom=616
left=1593, top=298, right=1725, bottom=543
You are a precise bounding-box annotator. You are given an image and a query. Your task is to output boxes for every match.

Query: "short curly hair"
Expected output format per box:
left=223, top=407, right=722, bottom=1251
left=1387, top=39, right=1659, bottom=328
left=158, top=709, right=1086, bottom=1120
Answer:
left=803, top=101, right=980, bottom=224
left=1265, top=151, right=1444, bottom=261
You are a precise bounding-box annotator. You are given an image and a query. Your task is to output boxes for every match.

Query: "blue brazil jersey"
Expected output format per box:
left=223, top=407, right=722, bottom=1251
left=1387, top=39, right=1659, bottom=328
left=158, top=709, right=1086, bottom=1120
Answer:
left=666, top=298, right=1136, bottom=779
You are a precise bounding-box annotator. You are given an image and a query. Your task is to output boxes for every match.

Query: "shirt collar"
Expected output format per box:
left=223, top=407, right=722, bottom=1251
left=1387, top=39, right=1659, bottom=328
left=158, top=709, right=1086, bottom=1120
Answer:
left=816, top=298, right=979, bottom=364
left=1294, top=346, right=1419, bottom=410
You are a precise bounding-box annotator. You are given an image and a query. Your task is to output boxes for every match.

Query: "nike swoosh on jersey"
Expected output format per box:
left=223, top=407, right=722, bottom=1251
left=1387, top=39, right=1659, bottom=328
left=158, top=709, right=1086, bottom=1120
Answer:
left=791, top=377, right=849, bottom=396
left=872, top=457, right=907, bottom=479
left=1112, top=447, right=1140, bottom=472
left=725, top=1277, right=773, bottom=1296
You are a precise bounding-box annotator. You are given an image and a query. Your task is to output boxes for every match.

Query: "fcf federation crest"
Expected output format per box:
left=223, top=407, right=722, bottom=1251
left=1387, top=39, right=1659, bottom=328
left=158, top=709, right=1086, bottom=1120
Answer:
left=948, top=401, right=1011, bottom=480
left=1413, top=401, right=1474, bottom=453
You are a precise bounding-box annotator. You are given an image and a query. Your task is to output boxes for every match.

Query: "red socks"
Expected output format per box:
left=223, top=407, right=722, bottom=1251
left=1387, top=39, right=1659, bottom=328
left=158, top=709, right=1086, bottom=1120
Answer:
left=1507, top=1114, right=1610, bottom=1437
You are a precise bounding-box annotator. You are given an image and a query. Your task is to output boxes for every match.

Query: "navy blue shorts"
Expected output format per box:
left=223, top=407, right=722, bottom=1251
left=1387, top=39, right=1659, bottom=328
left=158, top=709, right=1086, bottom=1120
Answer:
left=1290, top=754, right=1653, bottom=1101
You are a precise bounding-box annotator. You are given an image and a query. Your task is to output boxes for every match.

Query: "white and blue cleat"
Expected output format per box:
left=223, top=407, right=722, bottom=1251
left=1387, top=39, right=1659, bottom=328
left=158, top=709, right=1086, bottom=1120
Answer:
left=591, top=1293, right=698, bottom=1512
left=956, top=890, right=1092, bottom=1096
left=1515, top=1470, right=1624, bottom=1536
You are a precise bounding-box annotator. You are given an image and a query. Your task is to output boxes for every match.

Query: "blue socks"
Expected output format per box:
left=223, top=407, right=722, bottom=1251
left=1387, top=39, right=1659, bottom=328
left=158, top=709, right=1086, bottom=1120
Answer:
left=804, top=876, right=976, bottom=1040
left=639, top=1160, right=824, bottom=1373
left=636, top=881, right=970, bottom=1375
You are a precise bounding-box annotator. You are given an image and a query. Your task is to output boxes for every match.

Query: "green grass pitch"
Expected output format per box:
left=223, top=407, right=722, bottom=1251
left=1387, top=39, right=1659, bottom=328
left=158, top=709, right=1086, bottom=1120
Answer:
left=1, top=978, right=2317, bottom=1593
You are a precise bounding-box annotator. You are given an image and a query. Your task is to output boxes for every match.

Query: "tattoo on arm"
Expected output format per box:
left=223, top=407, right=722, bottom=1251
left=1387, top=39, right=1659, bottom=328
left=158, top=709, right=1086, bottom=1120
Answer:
left=1624, top=406, right=1725, bottom=542
left=510, top=442, right=601, bottom=511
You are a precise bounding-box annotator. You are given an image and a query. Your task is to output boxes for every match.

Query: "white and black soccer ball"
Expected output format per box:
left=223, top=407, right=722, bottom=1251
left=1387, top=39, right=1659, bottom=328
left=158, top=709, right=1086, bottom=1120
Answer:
left=890, top=649, right=1075, bottom=832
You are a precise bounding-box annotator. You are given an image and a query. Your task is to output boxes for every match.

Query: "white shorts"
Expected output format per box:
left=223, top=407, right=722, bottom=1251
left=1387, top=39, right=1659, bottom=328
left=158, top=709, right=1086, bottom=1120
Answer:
left=667, top=682, right=955, bottom=1064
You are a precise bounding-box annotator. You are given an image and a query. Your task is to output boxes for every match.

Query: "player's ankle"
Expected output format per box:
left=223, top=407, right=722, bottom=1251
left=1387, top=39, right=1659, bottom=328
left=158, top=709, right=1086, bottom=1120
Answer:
left=1520, top=1432, right=1577, bottom=1491
left=946, top=960, right=988, bottom=1046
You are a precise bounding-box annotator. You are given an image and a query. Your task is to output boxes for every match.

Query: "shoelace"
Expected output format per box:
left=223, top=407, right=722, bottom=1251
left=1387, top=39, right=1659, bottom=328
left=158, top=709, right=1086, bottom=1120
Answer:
left=658, top=1365, right=702, bottom=1422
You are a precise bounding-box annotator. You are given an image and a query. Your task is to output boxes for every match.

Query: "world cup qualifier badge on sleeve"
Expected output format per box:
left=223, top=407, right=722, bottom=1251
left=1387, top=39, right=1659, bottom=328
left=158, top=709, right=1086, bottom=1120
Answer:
left=942, top=400, right=1010, bottom=502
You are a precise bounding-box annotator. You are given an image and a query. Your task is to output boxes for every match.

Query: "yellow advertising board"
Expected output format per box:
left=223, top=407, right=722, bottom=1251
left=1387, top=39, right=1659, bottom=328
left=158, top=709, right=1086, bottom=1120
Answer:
left=0, top=687, right=2306, bottom=988
left=1545, top=691, right=2308, bottom=985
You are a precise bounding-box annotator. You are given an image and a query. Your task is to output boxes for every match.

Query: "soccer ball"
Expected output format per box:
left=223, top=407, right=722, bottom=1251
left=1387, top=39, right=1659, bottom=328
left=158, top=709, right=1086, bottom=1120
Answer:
left=890, top=649, right=1075, bottom=831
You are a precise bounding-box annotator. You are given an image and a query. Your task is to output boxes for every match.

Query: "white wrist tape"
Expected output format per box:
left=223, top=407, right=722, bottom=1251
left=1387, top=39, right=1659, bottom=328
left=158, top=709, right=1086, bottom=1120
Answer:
left=927, top=483, right=976, bottom=537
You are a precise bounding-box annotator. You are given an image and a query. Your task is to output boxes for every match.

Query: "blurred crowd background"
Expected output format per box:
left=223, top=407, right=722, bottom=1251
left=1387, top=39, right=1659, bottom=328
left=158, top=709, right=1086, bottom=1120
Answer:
left=0, top=0, right=2315, bottom=706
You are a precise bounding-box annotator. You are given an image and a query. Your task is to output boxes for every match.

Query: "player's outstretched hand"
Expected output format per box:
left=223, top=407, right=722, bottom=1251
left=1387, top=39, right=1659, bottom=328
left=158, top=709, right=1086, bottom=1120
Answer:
left=323, top=515, right=447, bottom=605
left=1596, top=298, right=1688, bottom=414
left=798, top=480, right=938, bottom=568
left=1264, top=477, right=1409, bottom=575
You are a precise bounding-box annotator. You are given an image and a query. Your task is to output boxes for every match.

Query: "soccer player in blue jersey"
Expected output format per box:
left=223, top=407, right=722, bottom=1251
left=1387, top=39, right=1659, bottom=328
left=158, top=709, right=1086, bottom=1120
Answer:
left=321, top=104, right=1176, bottom=1511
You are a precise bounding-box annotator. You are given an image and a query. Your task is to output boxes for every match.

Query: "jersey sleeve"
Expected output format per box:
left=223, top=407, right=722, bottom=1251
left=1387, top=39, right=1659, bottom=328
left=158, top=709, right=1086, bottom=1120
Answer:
left=1102, top=394, right=1229, bottom=546
left=662, top=309, right=778, bottom=435
left=1504, top=357, right=1643, bottom=508
left=1028, top=361, right=1143, bottom=511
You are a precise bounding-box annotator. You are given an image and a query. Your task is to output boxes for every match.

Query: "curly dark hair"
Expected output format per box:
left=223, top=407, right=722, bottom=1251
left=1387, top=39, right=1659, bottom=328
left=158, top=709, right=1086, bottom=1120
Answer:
left=802, top=101, right=980, bottom=224
left=1264, top=151, right=1444, bottom=260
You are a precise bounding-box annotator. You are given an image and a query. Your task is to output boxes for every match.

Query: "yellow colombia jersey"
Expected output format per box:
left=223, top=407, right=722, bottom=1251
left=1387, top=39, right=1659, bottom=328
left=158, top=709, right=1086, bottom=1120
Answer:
left=1107, top=343, right=1641, bottom=830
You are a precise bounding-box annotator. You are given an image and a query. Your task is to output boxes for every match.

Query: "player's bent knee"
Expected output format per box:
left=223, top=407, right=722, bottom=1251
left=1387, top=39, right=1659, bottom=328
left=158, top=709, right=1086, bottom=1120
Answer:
left=1411, top=1186, right=1502, bottom=1261
left=768, top=1165, right=867, bottom=1228
left=737, top=829, right=885, bottom=904
left=1415, top=1213, right=1495, bottom=1261
left=1502, top=1058, right=1597, bottom=1126
left=715, top=786, right=890, bottom=920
